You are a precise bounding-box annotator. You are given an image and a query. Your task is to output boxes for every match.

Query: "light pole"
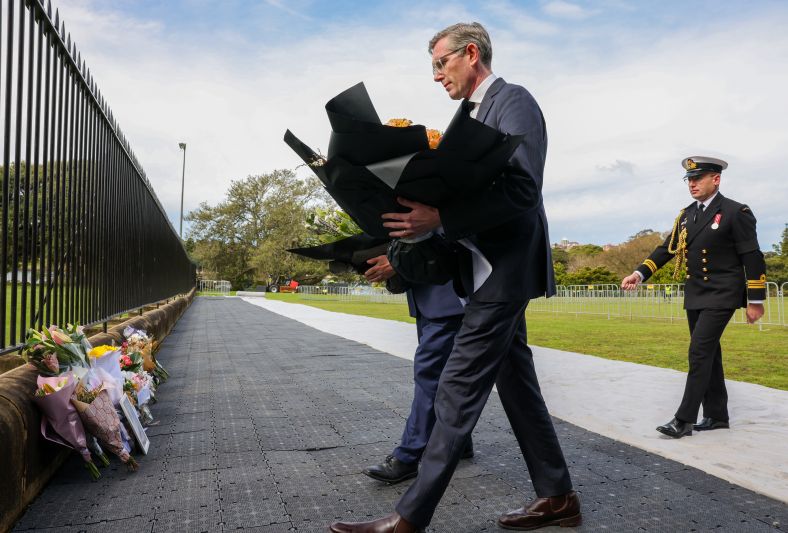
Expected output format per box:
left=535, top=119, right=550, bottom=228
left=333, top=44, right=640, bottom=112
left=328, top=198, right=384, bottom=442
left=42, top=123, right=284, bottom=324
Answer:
left=178, top=142, right=187, bottom=238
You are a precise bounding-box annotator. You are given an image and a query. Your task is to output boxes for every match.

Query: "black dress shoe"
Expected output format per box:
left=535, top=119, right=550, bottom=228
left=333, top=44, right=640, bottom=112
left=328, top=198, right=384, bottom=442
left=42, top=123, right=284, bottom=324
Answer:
left=693, top=417, right=730, bottom=431
left=363, top=455, right=418, bottom=483
left=656, top=417, right=693, bottom=438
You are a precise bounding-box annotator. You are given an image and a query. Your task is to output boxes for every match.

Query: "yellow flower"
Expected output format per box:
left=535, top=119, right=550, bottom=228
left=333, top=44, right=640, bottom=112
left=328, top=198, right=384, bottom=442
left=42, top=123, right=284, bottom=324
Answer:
left=89, top=345, right=117, bottom=358
left=386, top=118, right=413, bottom=127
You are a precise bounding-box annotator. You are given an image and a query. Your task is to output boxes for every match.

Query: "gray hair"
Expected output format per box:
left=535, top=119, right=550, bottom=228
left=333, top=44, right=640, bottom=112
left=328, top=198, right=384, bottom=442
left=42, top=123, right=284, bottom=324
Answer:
left=428, top=22, right=492, bottom=68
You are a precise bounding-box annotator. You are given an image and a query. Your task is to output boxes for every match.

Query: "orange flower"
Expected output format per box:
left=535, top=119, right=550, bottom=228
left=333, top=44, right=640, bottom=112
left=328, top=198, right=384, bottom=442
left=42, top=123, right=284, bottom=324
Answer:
left=426, top=129, right=442, bottom=149
left=387, top=118, right=442, bottom=149
left=386, top=118, right=413, bottom=127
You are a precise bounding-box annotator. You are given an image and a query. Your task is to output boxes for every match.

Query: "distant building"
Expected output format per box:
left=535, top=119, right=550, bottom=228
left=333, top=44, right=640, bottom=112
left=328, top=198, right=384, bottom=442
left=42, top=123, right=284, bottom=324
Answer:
left=554, top=238, right=581, bottom=250
left=602, top=243, right=615, bottom=251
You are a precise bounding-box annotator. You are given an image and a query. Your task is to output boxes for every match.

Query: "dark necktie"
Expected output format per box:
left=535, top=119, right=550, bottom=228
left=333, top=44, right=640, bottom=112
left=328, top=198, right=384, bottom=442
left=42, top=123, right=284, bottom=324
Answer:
left=694, top=202, right=705, bottom=223
left=461, top=99, right=474, bottom=115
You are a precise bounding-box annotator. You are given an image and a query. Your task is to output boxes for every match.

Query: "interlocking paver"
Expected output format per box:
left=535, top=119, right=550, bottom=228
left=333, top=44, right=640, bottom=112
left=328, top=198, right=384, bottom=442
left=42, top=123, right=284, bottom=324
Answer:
left=12, top=297, right=786, bottom=532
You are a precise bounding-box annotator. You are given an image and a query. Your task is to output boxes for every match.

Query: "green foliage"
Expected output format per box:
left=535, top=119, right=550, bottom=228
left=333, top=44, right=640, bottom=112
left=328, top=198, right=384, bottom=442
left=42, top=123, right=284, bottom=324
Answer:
left=765, top=224, right=788, bottom=284
left=561, top=266, right=619, bottom=285
left=552, top=261, right=568, bottom=285
left=567, top=244, right=603, bottom=257
left=551, top=247, right=569, bottom=267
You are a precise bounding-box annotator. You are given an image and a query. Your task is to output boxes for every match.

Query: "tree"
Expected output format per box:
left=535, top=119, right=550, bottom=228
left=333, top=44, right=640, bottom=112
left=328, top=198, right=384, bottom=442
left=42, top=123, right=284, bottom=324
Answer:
left=186, top=170, right=329, bottom=289
left=587, top=232, right=666, bottom=277
left=562, top=266, right=619, bottom=285
left=567, top=244, right=603, bottom=257
left=765, top=224, right=788, bottom=285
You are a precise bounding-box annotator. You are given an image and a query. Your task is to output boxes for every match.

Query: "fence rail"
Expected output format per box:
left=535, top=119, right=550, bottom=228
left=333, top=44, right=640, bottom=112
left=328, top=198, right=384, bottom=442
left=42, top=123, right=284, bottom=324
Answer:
left=1, top=0, right=195, bottom=353
left=294, top=282, right=787, bottom=327
left=198, top=280, right=231, bottom=295
left=298, top=284, right=408, bottom=304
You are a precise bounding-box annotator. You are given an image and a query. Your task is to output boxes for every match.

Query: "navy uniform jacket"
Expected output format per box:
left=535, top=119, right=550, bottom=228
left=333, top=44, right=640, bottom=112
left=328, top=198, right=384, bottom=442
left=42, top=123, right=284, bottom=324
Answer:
left=636, top=193, right=767, bottom=310
left=439, top=77, right=555, bottom=303
left=407, top=281, right=464, bottom=320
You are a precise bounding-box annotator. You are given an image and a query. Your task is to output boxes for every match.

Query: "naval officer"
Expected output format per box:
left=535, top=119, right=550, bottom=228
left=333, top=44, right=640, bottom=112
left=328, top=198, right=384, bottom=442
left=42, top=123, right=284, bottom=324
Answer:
left=621, top=156, right=767, bottom=438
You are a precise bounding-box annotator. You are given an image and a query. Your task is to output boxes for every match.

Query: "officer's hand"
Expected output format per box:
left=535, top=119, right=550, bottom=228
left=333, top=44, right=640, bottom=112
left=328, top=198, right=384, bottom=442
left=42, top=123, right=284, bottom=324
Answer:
left=746, top=303, right=764, bottom=324
left=365, top=255, right=395, bottom=283
left=621, top=273, right=641, bottom=290
left=382, top=197, right=441, bottom=238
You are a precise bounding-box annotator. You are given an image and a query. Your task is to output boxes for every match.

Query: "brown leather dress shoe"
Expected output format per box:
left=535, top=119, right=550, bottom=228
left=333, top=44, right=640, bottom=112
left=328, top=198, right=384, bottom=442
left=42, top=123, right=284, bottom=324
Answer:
left=329, top=512, right=422, bottom=533
left=498, top=491, right=582, bottom=530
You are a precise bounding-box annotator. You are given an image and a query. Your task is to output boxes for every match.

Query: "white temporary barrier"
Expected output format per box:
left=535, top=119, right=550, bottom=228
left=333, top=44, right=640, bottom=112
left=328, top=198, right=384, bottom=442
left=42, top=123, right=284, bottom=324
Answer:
left=198, top=279, right=232, bottom=295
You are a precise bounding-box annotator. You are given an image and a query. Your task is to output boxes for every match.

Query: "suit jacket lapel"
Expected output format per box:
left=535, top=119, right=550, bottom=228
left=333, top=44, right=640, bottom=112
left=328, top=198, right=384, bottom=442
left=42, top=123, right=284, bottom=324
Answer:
left=686, top=193, right=723, bottom=245
left=475, top=77, right=506, bottom=124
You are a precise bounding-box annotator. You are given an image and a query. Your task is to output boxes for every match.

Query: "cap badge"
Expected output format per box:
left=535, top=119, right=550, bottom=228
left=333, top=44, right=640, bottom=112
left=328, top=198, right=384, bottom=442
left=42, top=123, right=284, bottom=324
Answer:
left=686, top=158, right=697, bottom=170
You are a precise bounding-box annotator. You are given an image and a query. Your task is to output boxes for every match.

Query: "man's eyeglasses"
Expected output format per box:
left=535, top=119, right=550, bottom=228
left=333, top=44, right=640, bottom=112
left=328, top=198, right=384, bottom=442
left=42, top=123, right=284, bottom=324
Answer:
left=431, top=46, right=466, bottom=75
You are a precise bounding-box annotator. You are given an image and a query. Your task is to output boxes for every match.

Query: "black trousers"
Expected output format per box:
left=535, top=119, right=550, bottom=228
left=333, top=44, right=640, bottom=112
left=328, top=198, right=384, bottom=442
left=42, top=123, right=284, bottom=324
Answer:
left=675, top=308, right=735, bottom=423
left=395, top=299, right=573, bottom=527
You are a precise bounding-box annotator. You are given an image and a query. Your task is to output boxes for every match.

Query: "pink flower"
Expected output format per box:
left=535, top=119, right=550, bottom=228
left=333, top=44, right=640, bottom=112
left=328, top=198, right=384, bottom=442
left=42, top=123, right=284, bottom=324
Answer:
left=43, top=353, right=59, bottom=373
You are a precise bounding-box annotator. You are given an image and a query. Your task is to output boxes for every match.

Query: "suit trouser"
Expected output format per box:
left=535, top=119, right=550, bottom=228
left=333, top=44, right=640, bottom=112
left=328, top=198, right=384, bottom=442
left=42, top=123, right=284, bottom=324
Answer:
left=396, top=299, right=573, bottom=527
left=676, top=308, right=735, bottom=423
left=393, top=314, right=463, bottom=464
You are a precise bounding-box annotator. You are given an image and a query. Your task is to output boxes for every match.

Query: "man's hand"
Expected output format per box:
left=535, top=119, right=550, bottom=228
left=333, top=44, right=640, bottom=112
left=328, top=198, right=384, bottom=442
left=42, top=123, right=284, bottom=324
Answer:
left=382, top=197, right=441, bottom=239
left=364, top=255, right=395, bottom=284
left=621, top=273, right=641, bottom=290
left=746, top=303, right=764, bottom=324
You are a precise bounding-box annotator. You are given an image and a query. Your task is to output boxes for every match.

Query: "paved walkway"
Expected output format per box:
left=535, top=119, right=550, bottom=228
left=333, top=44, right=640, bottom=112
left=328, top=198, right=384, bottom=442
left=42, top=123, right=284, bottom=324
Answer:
left=12, top=297, right=787, bottom=532
left=242, top=296, right=788, bottom=505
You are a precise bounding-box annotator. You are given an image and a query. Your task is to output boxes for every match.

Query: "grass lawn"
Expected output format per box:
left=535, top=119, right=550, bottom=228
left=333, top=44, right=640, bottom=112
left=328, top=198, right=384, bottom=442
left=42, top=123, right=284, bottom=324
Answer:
left=264, top=292, right=788, bottom=391
left=197, top=291, right=238, bottom=297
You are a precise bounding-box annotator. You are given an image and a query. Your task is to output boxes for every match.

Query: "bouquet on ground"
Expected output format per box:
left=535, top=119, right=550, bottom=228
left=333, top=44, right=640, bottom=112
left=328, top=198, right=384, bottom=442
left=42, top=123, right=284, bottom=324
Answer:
left=284, top=81, right=524, bottom=239
left=123, top=327, right=167, bottom=383
left=22, top=325, right=91, bottom=376
left=33, top=373, right=102, bottom=479
left=71, top=382, right=139, bottom=471
left=87, top=345, right=124, bottom=405
left=122, top=370, right=155, bottom=425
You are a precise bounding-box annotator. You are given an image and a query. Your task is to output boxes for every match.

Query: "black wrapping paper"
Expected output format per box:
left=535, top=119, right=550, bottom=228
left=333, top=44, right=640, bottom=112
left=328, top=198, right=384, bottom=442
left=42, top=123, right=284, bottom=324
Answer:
left=284, top=82, right=524, bottom=238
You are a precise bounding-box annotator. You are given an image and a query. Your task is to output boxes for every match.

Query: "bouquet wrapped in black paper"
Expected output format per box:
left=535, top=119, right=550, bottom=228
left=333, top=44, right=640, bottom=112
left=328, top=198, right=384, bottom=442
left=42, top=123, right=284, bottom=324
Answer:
left=284, top=82, right=524, bottom=239
left=288, top=233, right=390, bottom=276
left=288, top=233, right=411, bottom=294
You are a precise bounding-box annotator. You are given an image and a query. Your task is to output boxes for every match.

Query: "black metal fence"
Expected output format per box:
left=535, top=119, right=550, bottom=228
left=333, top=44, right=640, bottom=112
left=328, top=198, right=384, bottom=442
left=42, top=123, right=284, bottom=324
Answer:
left=0, top=0, right=196, bottom=352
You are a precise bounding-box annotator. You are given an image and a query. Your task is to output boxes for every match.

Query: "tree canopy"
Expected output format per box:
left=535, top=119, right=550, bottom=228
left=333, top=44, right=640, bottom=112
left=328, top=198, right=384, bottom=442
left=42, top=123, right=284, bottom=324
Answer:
left=186, top=170, right=332, bottom=289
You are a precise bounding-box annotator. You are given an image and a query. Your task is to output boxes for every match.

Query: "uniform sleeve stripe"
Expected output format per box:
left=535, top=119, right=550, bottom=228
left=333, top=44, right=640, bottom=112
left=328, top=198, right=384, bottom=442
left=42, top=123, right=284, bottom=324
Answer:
left=643, top=259, right=657, bottom=274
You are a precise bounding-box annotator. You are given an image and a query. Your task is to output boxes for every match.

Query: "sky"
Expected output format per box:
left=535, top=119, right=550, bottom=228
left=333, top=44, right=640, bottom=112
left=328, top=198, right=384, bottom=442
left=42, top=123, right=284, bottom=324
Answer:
left=42, top=0, right=788, bottom=249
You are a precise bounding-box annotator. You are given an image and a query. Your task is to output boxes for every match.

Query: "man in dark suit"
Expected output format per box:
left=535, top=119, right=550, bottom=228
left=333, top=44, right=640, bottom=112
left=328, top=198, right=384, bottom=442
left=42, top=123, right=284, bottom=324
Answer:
left=622, top=156, right=767, bottom=439
left=362, top=256, right=471, bottom=483
left=330, top=22, right=579, bottom=533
